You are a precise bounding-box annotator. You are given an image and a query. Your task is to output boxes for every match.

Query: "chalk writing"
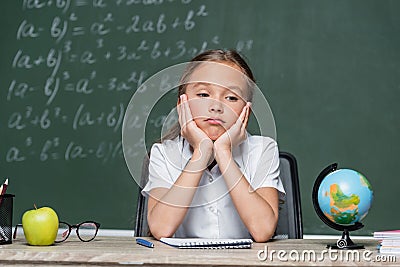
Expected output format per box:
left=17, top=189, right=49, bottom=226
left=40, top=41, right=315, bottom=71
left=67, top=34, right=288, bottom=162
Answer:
left=3, top=0, right=253, bottom=165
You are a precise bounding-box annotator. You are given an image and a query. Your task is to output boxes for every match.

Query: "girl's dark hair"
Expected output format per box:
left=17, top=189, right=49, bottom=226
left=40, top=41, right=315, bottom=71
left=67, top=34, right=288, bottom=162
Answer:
left=160, top=49, right=255, bottom=142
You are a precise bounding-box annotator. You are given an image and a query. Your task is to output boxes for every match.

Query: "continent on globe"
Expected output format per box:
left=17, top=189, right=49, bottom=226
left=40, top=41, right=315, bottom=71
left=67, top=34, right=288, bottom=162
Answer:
left=325, top=184, right=360, bottom=225
left=360, top=175, right=373, bottom=191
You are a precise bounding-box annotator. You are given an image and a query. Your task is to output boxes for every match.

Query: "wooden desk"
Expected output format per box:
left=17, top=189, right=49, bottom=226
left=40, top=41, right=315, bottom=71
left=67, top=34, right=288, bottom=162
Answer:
left=0, top=236, right=398, bottom=266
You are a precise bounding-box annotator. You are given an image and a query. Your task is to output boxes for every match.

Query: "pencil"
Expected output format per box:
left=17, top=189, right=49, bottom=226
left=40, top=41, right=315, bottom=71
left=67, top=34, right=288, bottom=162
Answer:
left=0, top=178, right=9, bottom=208
left=0, top=178, right=8, bottom=196
left=0, top=179, right=9, bottom=241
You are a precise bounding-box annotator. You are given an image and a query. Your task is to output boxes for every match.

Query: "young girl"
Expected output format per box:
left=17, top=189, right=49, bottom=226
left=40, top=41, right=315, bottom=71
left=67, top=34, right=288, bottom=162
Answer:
left=142, top=49, right=284, bottom=242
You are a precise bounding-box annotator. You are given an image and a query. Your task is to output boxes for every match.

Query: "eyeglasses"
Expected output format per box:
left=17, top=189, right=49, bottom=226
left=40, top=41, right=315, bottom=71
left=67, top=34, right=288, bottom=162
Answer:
left=56, top=221, right=100, bottom=242
left=13, top=221, right=100, bottom=243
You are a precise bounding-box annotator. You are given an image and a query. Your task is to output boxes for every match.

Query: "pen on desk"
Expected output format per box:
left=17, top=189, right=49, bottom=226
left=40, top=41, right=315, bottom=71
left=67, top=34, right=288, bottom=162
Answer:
left=136, top=238, right=154, bottom=248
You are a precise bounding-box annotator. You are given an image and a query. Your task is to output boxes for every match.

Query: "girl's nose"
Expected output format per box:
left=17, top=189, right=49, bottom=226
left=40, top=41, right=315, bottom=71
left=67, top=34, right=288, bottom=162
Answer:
left=208, top=99, right=223, bottom=113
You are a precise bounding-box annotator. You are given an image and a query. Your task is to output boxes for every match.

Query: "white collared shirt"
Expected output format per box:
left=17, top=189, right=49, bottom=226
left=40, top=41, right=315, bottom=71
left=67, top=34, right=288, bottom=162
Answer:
left=142, top=134, right=285, bottom=239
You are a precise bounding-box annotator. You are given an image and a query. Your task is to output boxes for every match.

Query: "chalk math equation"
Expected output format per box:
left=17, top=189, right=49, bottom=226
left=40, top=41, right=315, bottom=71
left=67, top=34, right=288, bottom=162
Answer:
left=3, top=0, right=254, bottom=164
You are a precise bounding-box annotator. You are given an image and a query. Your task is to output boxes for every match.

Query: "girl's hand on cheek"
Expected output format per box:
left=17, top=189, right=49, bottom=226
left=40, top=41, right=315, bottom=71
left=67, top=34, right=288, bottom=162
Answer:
left=178, top=94, right=213, bottom=154
left=214, top=102, right=251, bottom=152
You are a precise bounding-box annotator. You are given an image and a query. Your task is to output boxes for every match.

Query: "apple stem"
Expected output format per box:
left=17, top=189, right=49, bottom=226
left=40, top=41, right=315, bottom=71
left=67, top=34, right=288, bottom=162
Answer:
left=34, top=204, right=37, bottom=210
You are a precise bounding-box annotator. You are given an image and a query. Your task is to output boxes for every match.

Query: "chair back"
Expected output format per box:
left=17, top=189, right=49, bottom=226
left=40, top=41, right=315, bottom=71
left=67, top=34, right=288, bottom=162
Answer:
left=274, top=152, right=303, bottom=239
left=134, top=154, right=150, bottom=237
left=134, top=152, right=303, bottom=239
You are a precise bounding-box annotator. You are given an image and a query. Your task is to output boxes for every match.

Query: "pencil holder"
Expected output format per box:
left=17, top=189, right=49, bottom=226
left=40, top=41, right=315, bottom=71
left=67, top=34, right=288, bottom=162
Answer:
left=0, top=194, right=15, bottom=244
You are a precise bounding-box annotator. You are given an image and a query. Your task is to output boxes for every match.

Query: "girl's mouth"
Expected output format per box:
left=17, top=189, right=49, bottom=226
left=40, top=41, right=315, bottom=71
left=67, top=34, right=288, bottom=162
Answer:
left=205, top=118, right=225, bottom=125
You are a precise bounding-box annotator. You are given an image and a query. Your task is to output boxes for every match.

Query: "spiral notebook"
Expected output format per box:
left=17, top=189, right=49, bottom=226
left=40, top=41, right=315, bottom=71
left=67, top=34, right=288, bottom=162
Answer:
left=160, top=238, right=253, bottom=249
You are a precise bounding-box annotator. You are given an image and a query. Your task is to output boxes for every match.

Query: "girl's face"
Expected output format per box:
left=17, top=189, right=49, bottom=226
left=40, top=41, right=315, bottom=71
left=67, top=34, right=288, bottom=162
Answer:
left=182, top=62, right=249, bottom=140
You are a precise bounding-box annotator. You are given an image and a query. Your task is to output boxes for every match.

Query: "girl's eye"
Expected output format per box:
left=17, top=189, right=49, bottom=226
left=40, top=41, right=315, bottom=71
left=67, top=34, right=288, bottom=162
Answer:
left=197, top=93, right=209, bottom=97
left=226, top=96, right=239, bottom=101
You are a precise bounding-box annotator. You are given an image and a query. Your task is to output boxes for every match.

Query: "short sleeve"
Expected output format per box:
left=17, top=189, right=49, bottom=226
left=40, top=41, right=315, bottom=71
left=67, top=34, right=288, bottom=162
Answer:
left=250, top=138, right=285, bottom=195
left=141, top=143, right=174, bottom=196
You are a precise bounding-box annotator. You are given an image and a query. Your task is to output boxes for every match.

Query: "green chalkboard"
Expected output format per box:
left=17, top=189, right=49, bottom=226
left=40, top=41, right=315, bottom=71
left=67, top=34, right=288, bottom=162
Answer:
left=1, top=0, right=399, bottom=235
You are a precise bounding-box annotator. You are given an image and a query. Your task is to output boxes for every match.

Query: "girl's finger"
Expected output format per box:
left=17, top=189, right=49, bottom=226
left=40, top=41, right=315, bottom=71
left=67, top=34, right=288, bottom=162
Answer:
left=178, top=95, right=185, bottom=128
left=236, top=103, right=248, bottom=126
left=181, top=95, right=189, bottom=130
left=182, top=94, right=193, bottom=124
left=243, top=103, right=251, bottom=128
left=229, top=105, right=247, bottom=136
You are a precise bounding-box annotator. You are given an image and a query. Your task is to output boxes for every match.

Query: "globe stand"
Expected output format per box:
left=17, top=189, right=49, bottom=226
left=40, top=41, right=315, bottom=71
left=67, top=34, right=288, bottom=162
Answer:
left=327, top=229, right=364, bottom=250
left=312, top=163, right=367, bottom=250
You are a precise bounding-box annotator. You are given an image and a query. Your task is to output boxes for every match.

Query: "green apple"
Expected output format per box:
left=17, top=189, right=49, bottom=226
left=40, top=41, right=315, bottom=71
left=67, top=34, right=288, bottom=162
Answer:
left=22, top=205, right=59, bottom=246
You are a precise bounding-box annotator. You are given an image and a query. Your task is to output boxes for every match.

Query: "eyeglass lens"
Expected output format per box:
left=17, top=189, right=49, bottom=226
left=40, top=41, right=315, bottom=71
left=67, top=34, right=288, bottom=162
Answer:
left=77, top=222, right=98, bottom=242
left=56, top=222, right=98, bottom=242
left=56, top=222, right=70, bottom=243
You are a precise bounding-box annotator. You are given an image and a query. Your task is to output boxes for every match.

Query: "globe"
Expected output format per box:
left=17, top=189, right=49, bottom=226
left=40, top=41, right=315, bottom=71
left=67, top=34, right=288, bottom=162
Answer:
left=318, top=169, right=373, bottom=226
left=312, top=163, right=374, bottom=249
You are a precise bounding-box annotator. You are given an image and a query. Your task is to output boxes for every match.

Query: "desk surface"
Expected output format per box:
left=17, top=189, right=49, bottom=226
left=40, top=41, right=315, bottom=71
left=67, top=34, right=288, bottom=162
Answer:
left=0, top=237, right=398, bottom=266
